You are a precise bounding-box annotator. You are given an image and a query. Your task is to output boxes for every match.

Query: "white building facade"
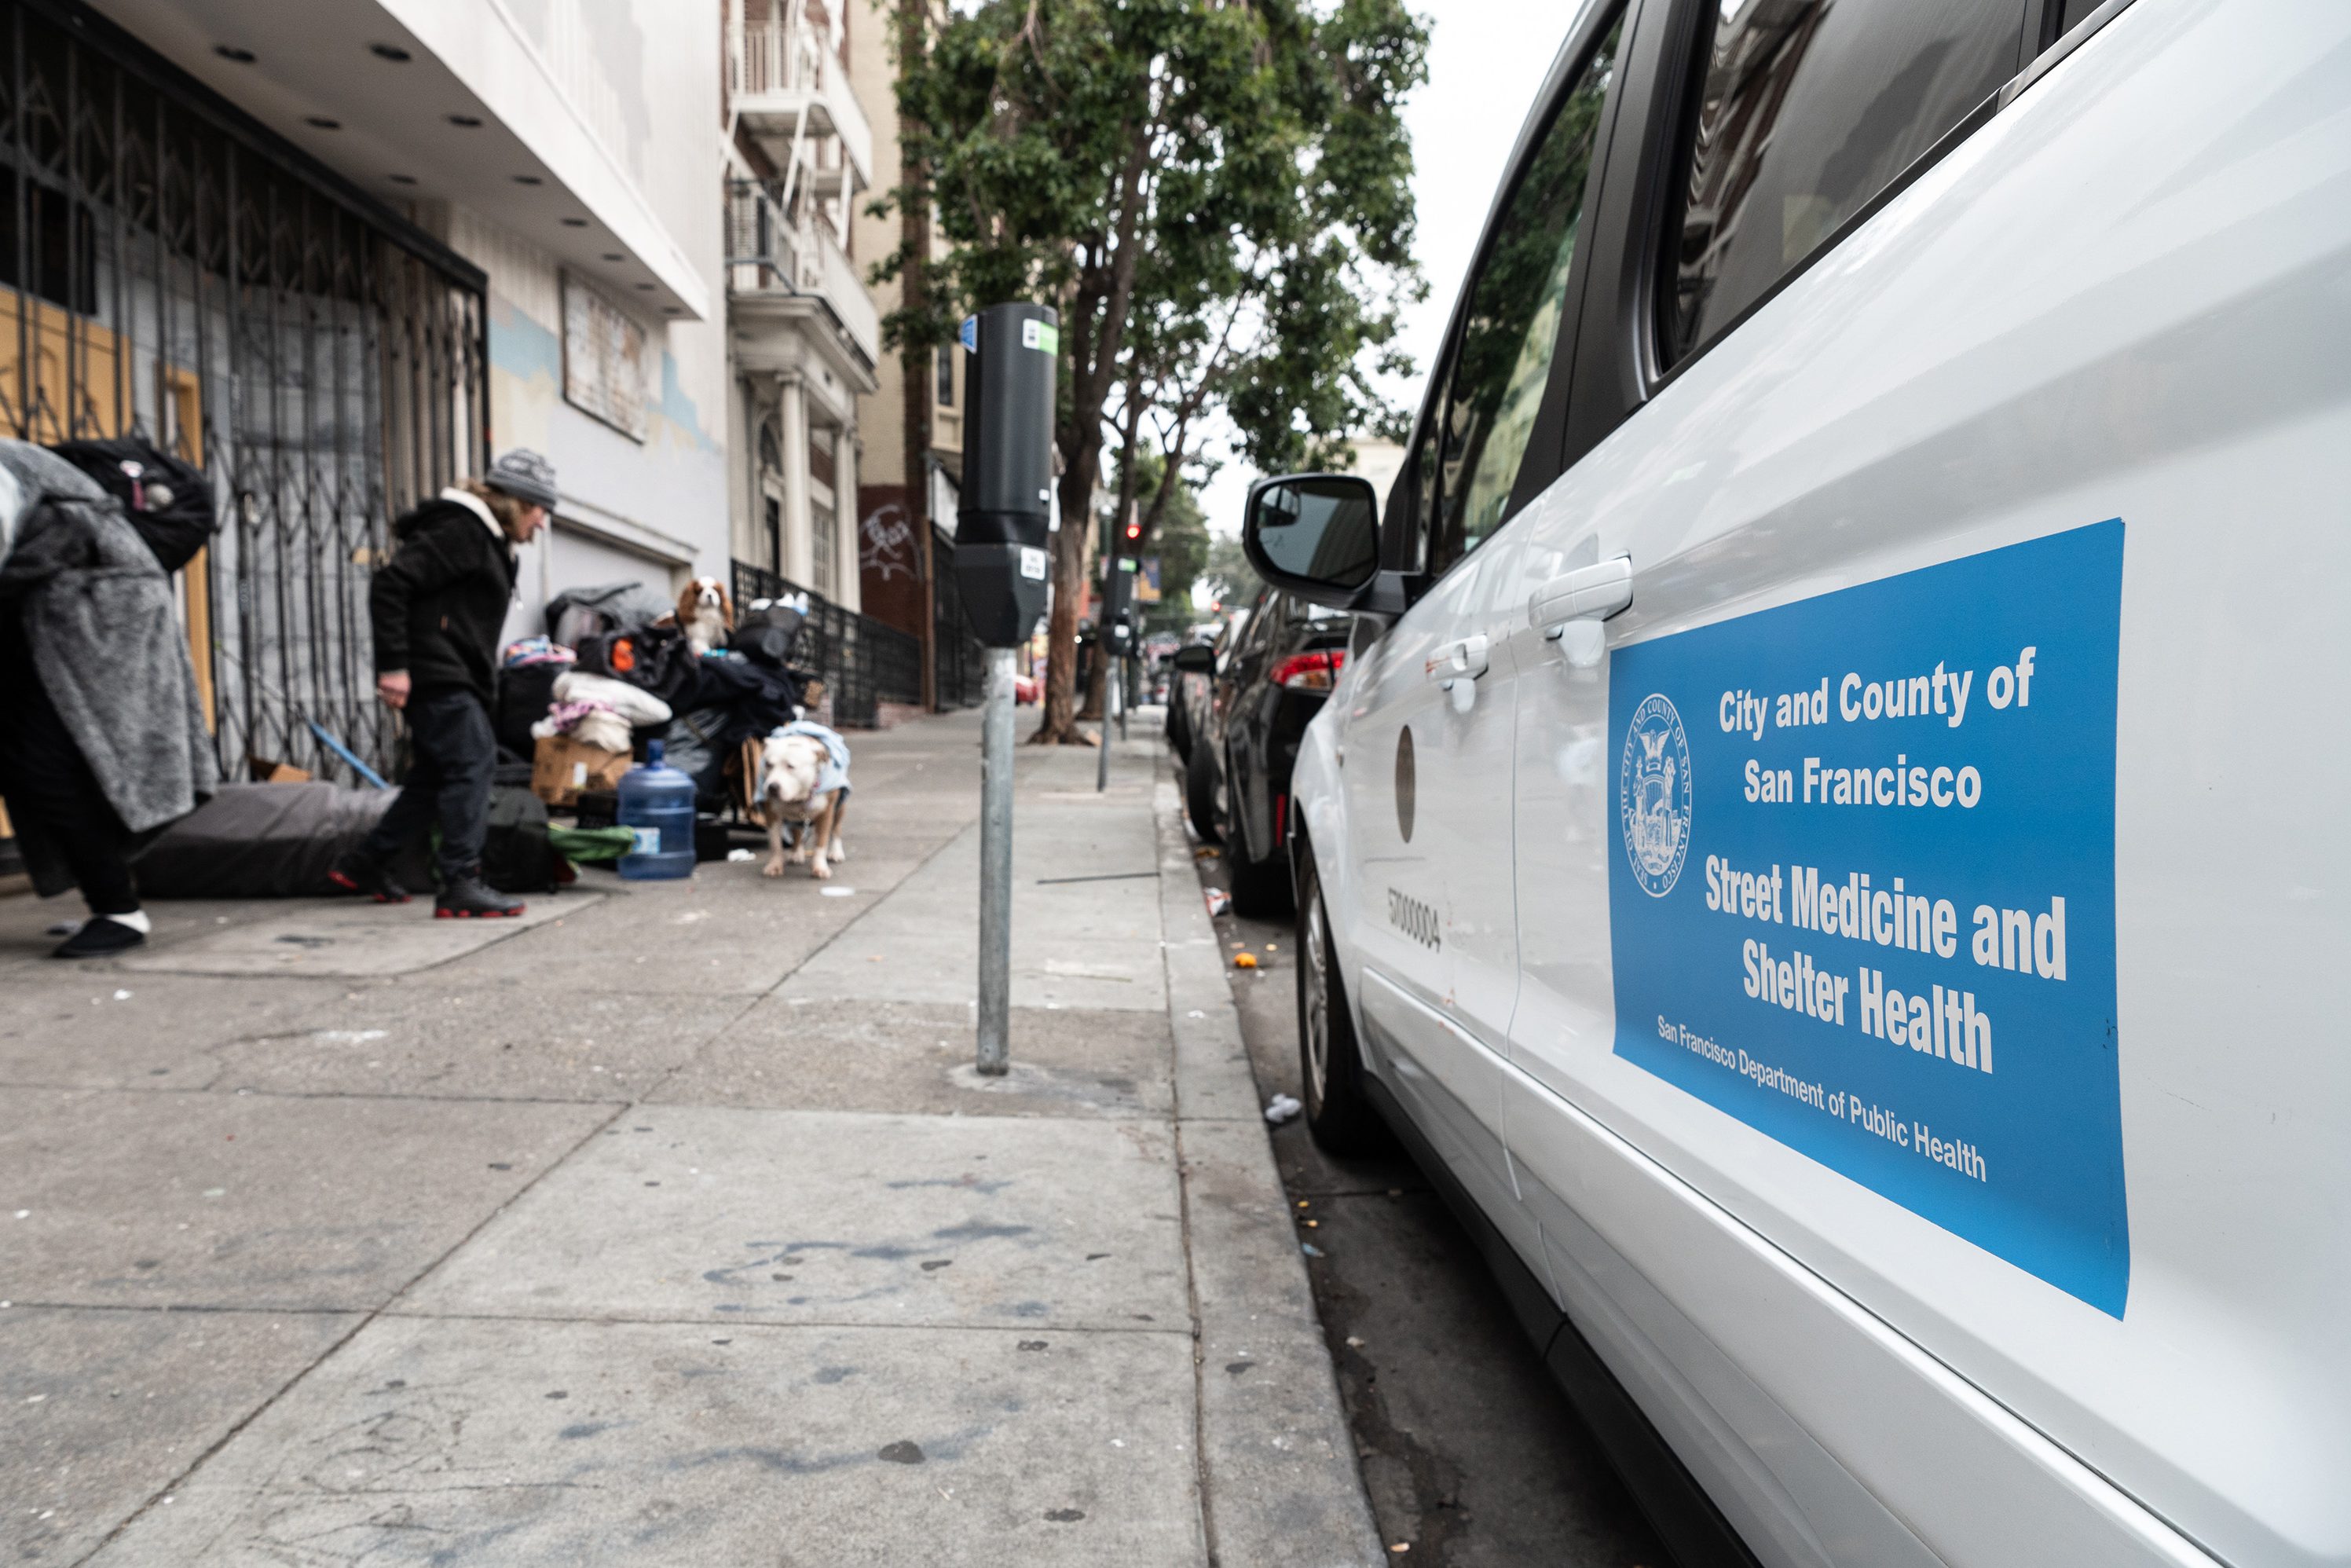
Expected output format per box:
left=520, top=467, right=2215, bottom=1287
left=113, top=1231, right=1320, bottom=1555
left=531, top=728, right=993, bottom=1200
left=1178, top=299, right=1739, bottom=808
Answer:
left=0, top=0, right=908, bottom=786
left=4, top=0, right=730, bottom=779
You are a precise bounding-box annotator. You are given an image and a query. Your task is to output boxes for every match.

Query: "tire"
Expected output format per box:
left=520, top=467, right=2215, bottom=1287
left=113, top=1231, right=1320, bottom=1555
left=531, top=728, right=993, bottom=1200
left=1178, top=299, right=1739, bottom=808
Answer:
left=1295, top=849, right=1395, bottom=1155
left=1166, top=686, right=1192, bottom=760
left=1225, top=812, right=1293, bottom=918
left=1185, top=737, right=1223, bottom=844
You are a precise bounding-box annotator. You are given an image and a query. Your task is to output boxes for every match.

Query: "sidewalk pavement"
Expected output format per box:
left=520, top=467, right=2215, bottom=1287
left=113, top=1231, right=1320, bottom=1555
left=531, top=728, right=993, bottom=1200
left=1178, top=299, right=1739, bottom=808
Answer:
left=0, top=708, right=1382, bottom=1567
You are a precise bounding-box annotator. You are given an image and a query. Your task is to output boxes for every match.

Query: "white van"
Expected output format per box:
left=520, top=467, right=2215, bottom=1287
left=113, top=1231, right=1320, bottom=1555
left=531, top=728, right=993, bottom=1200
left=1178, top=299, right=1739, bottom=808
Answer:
left=1243, top=2, right=2349, bottom=1564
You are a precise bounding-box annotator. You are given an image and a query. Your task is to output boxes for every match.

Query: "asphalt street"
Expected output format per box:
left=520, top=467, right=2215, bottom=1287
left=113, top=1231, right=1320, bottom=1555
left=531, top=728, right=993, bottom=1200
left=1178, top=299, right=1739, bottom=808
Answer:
left=1187, top=804, right=1671, bottom=1568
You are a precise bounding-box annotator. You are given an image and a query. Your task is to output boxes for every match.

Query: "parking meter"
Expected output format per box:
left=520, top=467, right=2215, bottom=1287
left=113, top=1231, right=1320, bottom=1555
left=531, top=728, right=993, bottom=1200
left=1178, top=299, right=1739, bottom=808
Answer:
left=1101, top=555, right=1136, bottom=648
left=955, top=302, right=1059, bottom=647
left=956, top=301, right=1058, bottom=1079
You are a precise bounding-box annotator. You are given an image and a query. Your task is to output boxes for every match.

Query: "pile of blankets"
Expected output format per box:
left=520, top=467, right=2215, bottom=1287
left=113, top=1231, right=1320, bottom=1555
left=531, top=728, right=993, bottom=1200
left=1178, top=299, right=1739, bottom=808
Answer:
left=531, top=669, right=672, bottom=753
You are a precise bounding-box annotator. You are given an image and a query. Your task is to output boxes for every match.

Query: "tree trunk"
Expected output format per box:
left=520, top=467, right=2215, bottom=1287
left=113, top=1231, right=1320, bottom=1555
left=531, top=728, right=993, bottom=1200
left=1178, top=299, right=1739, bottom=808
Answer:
left=1033, top=436, right=1100, bottom=743
left=1078, top=643, right=1107, bottom=721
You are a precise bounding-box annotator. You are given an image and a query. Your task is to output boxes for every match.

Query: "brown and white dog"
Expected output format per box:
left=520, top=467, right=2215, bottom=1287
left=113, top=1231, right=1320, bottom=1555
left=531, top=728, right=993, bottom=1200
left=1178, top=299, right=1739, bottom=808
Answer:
left=758, top=727, right=850, bottom=880
left=678, top=576, right=734, bottom=656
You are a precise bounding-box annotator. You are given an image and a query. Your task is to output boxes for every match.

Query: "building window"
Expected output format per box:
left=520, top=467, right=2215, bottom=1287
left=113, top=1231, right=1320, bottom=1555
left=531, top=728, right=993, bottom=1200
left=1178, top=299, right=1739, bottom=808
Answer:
left=562, top=276, right=653, bottom=441
left=811, top=503, right=837, bottom=597
left=765, top=495, right=783, bottom=573
left=936, top=344, right=954, bottom=408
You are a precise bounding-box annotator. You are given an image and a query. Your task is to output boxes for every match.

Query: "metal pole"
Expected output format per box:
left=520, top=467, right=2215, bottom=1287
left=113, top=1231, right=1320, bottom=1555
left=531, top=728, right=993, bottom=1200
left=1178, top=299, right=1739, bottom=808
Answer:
left=1117, top=656, right=1130, bottom=742
left=976, top=645, right=1017, bottom=1075
left=1096, top=651, right=1113, bottom=792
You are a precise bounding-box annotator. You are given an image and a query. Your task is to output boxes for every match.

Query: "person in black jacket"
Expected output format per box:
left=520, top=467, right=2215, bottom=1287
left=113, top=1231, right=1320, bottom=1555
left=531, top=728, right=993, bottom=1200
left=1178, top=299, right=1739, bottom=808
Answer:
left=330, top=449, right=557, bottom=918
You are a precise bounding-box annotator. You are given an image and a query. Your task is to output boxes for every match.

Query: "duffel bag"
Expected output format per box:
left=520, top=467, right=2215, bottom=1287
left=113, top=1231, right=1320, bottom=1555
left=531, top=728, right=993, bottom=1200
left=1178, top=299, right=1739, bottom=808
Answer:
left=574, top=623, right=698, bottom=709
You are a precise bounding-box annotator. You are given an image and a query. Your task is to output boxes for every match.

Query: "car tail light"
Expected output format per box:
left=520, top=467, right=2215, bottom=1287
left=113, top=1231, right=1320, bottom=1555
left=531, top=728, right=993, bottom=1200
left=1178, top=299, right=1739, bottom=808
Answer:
left=1273, top=650, right=1346, bottom=691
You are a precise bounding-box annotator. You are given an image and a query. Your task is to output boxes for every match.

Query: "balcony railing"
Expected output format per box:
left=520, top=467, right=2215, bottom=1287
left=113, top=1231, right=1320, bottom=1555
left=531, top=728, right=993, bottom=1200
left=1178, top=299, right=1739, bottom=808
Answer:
left=727, top=18, right=873, bottom=189
left=726, top=181, right=881, bottom=370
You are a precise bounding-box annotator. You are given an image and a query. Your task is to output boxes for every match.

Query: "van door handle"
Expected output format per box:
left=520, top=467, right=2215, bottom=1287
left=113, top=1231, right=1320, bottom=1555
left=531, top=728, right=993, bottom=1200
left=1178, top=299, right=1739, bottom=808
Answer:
left=1529, top=555, right=1633, bottom=637
left=1425, top=634, right=1490, bottom=686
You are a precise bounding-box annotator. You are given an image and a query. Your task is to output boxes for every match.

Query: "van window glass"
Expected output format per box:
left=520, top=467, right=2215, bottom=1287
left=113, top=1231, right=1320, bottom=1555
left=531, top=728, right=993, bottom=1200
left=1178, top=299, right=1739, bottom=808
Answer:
left=1398, top=419, right=1440, bottom=574
left=2053, top=0, right=2104, bottom=38
left=1233, top=590, right=1276, bottom=660
left=1658, top=0, right=2022, bottom=368
left=1430, top=13, right=1623, bottom=576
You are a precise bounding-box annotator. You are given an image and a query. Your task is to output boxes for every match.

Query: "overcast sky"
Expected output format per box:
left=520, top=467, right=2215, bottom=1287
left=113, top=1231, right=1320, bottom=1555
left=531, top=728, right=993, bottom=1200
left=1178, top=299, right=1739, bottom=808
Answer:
left=1195, top=0, right=1576, bottom=537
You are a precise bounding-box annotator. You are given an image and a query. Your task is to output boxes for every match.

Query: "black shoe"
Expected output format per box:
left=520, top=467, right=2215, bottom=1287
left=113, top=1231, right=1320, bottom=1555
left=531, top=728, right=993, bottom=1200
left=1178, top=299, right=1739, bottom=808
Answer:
left=435, top=874, right=524, bottom=920
left=328, top=849, right=410, bottom=904
left=51, top=915, right=147, bottom=959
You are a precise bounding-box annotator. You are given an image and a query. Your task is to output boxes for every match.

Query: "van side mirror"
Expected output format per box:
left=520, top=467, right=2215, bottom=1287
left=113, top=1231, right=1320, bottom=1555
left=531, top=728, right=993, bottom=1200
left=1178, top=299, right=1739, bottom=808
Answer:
left=1241, top=474, right=1380, bottom=606
left=1170, top=645, right=1216, bottom=674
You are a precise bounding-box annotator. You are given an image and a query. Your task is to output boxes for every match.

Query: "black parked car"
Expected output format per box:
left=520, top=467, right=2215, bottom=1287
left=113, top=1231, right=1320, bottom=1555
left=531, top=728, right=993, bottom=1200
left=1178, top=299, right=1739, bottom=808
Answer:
left=1163, top=618, right=1234, bottom=764
left=1174, top=588, right=1351, bottom=916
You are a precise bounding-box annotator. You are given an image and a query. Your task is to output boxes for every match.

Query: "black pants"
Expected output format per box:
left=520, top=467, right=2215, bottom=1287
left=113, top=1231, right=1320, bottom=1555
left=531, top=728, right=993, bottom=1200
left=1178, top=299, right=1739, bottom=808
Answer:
left=361, top=687, right=494, bottom=883
left=0, top=606, right=138, bottom=914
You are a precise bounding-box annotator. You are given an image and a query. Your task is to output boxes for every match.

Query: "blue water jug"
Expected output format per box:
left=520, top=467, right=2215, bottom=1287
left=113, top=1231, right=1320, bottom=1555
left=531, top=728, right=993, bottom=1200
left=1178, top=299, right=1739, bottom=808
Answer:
left=616, top=739, right=697, bottom=880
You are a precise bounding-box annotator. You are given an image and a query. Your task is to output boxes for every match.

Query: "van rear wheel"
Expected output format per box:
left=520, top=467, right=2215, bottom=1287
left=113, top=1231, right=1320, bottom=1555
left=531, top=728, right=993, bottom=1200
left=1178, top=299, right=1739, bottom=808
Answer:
left=1296, top=851, right=1393, bottom=1156
left=1226, top=829, right=1292, bottom=919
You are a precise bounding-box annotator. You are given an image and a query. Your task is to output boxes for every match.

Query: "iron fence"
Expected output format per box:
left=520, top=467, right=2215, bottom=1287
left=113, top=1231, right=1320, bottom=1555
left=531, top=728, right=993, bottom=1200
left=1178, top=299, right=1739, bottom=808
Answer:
left=929, top=535, right=987, bottom=707
left=731, top=557, right=919, bottom=729
left=0, top=0, right=487, bottom=786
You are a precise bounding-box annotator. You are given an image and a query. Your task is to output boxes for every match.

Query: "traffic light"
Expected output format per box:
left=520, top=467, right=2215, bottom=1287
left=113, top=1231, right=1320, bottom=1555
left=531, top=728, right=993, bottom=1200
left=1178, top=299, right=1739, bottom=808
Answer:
left=1122, top=515, right=1142, bottom=549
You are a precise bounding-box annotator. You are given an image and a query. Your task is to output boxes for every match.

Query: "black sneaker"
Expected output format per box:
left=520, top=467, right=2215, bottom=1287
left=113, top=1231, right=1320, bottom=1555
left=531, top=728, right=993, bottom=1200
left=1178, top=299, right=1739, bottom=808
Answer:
left=435, top=874, right=524, bottom=920
left=52, top=915, right=147, bottom=959
left=328, top=849, right=411, bottom=904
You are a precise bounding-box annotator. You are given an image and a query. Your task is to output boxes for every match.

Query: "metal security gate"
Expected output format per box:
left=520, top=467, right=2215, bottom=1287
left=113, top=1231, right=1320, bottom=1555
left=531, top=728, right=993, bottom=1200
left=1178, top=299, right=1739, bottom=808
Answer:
left=0, top=0, right=486, bottom=783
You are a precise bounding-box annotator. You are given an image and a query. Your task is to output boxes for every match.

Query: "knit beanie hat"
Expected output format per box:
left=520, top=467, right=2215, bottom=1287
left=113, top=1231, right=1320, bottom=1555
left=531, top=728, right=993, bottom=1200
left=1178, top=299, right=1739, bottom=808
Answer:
left=485, top=449, right=558, bottom=511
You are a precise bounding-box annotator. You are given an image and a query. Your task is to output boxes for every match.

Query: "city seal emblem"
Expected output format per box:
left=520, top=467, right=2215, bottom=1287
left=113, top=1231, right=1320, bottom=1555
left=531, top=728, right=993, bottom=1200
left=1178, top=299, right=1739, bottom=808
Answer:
left=1620, top=693, right=1691, bottom=897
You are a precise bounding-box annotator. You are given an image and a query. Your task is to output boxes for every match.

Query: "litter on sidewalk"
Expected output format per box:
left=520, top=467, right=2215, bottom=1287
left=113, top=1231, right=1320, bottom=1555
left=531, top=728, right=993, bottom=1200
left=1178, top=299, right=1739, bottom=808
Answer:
left=1265, top=1094, right=1302, bottom=1124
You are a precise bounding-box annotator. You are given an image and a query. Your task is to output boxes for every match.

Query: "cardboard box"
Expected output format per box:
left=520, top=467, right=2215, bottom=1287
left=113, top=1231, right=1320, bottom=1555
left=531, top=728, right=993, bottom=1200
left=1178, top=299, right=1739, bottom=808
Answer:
left=737, top=738, right=765, bottom=820
left=533, top=734, right=632, bottom=808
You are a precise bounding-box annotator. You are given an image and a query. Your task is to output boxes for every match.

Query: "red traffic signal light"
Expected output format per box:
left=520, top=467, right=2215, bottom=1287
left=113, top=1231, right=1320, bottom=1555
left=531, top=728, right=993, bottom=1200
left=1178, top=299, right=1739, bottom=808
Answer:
left=1122, top=518, right=1142, bottom=544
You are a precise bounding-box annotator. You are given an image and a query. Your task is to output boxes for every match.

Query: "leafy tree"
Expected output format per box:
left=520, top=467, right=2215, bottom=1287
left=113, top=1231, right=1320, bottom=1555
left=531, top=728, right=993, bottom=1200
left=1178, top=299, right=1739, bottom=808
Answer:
left=1197, top=530, right=1261, bottom=609
left=1115, top=447, right=1207, bottom=625
left=1203, top=524, right=1279, bottom=606
left=881, top=0, right=1426, bottom=741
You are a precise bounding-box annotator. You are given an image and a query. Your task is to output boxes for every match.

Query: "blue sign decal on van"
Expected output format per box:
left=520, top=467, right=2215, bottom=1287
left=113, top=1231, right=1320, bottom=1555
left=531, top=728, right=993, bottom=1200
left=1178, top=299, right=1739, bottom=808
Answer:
left=1607, top=522, right=2128, bottom=1316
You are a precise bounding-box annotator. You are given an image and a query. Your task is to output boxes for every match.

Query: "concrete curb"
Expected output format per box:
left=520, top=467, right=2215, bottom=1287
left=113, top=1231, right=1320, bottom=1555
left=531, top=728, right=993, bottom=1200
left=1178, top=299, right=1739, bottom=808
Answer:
left=1158, top=776, right=1384, bottom=1567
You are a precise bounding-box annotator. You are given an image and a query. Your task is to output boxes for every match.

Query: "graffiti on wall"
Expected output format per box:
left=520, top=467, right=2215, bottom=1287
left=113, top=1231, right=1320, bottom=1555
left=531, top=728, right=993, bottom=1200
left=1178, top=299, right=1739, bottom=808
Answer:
left=861, top=498, right=917, bottom=582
